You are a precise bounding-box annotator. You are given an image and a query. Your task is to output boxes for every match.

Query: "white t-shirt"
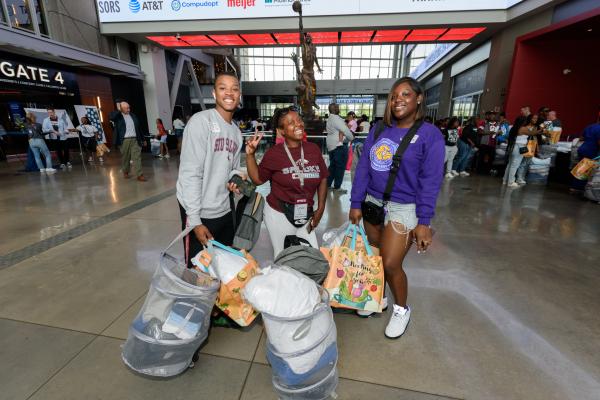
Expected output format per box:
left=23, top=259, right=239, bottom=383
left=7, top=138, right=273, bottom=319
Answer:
left=516, top=135, right=528, bottom=145
left=173, top=119, right=185, bottom=130
left=77, top=124, right=98, bottom=138
left=359, top=121, right=370, bottom=134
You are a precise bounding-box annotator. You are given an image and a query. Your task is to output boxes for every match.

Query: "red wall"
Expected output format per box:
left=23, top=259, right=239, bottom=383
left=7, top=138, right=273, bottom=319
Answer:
left=504, top=37, right=600, bottom=136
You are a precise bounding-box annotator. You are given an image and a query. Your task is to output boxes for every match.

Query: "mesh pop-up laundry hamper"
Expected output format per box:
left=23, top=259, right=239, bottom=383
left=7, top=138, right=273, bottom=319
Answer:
left=262, top=287, right=339, bottom=400
left=122, top=227, right=220, bottom=377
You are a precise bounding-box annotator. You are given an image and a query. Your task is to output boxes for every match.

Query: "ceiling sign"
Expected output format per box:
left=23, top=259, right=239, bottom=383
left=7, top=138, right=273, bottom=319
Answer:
left=96, top=0, right=522, bottom=23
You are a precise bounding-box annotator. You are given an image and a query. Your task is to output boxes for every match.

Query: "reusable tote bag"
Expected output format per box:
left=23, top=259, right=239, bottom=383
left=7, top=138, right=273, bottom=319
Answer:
left=193, top=241, right=260, bottom=327
left=523, top=135, right=538, bottom=158
left=322, top=225, right=384, bottom=313
left=571, top=156, right=600, bottom=180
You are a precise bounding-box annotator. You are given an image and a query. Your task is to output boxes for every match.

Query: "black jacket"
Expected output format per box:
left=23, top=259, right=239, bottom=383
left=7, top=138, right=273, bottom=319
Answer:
left=110, top=111, right=144, bottom=146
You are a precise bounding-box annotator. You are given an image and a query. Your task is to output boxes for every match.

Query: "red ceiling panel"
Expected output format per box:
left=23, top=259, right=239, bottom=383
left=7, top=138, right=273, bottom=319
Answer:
left=180, top=35, right=217, bottom=46
left=438, top=27, right=486, bottom=41
left=241, top=33, right=276, bottom=45
left=209, top=34, right=246, bottom=46
left=340, top=30, right=374, bottom=43
left=310, top=32, right=338, bottom=44
left=404, top=28, right=447, bottom=42
left=146, top=36, right=190, bottom=47
left=274, top=33, right=300, bottom=45
left=372, top=29, right=410, bottom=43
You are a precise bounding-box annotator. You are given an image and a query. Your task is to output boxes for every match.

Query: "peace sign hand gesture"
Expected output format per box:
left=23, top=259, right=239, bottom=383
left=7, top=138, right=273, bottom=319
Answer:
left=245, top=128, right=264, bottom=156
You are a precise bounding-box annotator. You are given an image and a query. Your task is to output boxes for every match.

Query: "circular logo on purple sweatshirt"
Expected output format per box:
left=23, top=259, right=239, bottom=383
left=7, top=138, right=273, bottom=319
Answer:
left=370, top=138, right=398, bottom=171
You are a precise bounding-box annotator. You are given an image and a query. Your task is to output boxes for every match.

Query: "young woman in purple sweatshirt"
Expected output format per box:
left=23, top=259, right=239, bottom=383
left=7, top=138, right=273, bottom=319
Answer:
left=349, top=77, right=445, bottom=339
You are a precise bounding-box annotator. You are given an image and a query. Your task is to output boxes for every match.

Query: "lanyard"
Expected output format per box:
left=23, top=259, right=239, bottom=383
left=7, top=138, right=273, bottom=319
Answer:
left=283, top=142, right=305, bottom=188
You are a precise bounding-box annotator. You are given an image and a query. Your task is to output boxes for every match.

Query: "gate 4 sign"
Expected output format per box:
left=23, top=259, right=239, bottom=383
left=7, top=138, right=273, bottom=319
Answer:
left=0, top=58, right=77, bottom=94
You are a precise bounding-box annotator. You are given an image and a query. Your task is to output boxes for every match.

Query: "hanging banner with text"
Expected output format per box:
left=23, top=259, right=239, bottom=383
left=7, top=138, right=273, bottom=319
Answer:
left=96, top=0, right=523, bottom=23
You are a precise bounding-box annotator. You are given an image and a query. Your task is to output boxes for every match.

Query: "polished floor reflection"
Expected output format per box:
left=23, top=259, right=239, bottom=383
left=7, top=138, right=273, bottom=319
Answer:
left=0, top=154, right=599, bottom=400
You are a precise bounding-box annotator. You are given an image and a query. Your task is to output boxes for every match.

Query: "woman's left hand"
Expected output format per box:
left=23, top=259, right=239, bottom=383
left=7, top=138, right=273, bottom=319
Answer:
left=413, top=224, right=433, bottom=253
left=311, top=207, right=325, bottom=230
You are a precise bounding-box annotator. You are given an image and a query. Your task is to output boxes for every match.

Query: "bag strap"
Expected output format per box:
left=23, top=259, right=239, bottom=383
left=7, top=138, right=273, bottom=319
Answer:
left=163, top=225, right=196, bottom=256
left=373, top=121, right=386, bottom=141
left=229, top=192, right=236, bottom=230
left=383, top=120, right=424, bottom=203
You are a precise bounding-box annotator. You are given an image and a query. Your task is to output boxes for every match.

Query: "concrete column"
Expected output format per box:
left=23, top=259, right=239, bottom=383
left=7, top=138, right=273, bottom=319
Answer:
left=139, top=47, right=173, bottom=132
left=438, top=67, right=453, bottom=118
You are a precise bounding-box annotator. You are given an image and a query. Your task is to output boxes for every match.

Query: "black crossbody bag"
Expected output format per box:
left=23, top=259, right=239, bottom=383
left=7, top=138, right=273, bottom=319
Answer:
left=361, top=120, right=424, bottom=226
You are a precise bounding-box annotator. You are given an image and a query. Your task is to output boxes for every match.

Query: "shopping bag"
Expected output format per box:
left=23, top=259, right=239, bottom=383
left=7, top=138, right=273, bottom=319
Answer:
left=194, top=241, right=259, bottom=327
left=571, top=156, right=600, bottom=180
left=321, top=225, right=384, bottom=313
left=548, top=129, right=562, bottom=144
left=346, top=144, right=353, bottom=171
left=523, top=135, right=538, bottom=158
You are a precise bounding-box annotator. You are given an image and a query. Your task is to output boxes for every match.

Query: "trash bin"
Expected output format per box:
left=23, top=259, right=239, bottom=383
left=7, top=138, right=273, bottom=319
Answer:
left=122, top=227, right=220, bottom=377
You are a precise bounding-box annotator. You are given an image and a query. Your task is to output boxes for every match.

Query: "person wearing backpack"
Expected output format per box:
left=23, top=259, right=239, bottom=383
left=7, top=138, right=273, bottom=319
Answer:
left=349, top=77, right=444, bottom=339
left=245, top=107, right=329, bottom=258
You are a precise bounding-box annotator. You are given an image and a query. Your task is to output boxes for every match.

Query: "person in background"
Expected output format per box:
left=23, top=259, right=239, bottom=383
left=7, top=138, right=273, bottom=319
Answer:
left=357, top=114, right=370, bottom=137
left=25, top=112, right=55, bottom=173
left=478, top=111, right=498, bottom=174
left=443, top=117, right=460, bottom=178
left=245, top=107, right=328, bottom=257
left=570, top=114, right=600, bottom=193
left=496, top=112, right=510, bottom=144
left=453, top=117, right=479, bottom=177
left=346, top=111, right=358, bottom=133
left=77, top=116, right=98, bottom=163
left=515, top=113, right=542, bottom=185
left=173, top=115, right=186, bottom=154
left=42, top=108, right=70, bottom=169
left=503, top=116, right=530, bottom=188
left=326, top=103, right=354, bottom=193
left=350, top=76, right=444, bottom=338
left=544, top=110, right=562, bottom=142
left=156, top=118, right=170, bottom=159
left=177, top=71, right=243, bottom=267
left=111, top=101, right=147, bottom=181
left=520, top=105, right=531, bottom=119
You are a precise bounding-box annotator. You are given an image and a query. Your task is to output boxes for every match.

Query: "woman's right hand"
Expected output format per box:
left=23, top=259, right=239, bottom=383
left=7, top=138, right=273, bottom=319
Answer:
left=245, top=128, right=263, bottom=156
left=349, top=208, right=362, bottom=225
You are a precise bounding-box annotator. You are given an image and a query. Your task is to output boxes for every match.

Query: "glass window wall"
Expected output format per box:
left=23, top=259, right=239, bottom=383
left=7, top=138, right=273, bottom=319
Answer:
left=451, top=93, right=482, bottom=119
left=237, top=47, right=299, bottom=82
left=408, top=44, right=437, bottom=75
left=3, top=0, right=47, bottom=34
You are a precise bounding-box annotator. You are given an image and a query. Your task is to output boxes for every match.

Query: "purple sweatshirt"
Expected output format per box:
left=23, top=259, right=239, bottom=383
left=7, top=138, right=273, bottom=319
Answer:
left=350, top=122, right=445, bottom=226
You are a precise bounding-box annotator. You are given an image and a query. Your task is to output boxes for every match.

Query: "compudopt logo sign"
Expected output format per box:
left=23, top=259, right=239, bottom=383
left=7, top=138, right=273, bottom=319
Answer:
left=171, top=0, right=181, bottom=11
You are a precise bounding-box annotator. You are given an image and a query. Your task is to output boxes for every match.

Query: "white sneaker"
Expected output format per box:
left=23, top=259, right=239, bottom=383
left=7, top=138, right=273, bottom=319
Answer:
left=88, top=157, right=93, bottom=162
left=459, top=171, right=470, bottom=177
left=45, top=168, right=56, bottom=174
left=385, top=304, right=411, bottom=339
left=445, top=173, right=453, bottom=179
left=67, top=162, right=72, bottom=168
left=60, top=164, right=66, bottom=169
left=507, top=182, right=520, bottom=188
left=98, top=157, right=104, bottom=163
left=451, top=170, right=459, bottom=177
left=158, top=154, right=164, bottom=158
left=356, top=297, right=388, bottom=318
left=516, top=180, right=526, bottom=185
left=165, top=154, right=170, bottom=159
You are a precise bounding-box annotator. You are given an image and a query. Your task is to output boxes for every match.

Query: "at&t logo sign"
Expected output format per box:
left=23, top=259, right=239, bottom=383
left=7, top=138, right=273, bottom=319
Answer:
left=171, top=0, right=181, bottom=10
left=129, top=0, right=164, bottom=12
left=129, top=0, right=140, bottom=12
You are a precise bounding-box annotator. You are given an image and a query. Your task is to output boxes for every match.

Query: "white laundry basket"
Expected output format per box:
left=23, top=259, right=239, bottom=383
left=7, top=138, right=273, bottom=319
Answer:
left=262, top=287, right=339, bottom=399
left=121, top=227, right=220, bottom=377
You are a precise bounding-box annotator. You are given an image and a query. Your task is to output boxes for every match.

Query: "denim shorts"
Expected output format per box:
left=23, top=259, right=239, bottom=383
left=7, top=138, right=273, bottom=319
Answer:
left=365, top=194, right=418, bottom=231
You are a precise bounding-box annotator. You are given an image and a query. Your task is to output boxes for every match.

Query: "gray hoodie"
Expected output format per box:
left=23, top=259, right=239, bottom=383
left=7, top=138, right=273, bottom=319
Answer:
left=176, top=108, right=241, bottom=227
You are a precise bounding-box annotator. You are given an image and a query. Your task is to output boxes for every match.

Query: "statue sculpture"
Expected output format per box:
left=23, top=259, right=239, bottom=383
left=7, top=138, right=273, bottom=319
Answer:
left=291, top=1, right=321, bottom=119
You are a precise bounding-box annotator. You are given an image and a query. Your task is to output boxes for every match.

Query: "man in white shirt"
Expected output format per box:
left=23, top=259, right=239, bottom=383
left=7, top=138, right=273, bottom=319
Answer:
left=326, top=103, right=354, bottom=193
left=173, top=116, right=185, bottom=154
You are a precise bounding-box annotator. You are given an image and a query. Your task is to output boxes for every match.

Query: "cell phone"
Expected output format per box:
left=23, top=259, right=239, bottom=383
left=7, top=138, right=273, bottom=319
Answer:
left=228, top=174, right=256, bottom=197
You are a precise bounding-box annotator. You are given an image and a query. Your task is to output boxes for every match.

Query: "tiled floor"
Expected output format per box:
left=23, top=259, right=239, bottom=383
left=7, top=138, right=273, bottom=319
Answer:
left=1, top=154, right=599, bottom=400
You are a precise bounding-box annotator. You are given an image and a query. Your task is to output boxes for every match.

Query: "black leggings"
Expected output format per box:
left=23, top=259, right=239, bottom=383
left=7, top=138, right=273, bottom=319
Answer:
left=178, top=201, right=235, bottom=268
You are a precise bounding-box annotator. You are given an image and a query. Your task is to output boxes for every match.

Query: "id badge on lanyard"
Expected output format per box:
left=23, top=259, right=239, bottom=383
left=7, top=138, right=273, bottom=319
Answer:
left=293, top=198, right=309, bottom=221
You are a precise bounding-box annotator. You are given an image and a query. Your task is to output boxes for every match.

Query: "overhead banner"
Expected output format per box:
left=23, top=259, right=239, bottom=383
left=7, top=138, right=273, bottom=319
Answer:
left=23, top=108, right=78, bottom=139
left=74, top=105, right=108, bottom=143
left=96, top=0, right=522, bottom=23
